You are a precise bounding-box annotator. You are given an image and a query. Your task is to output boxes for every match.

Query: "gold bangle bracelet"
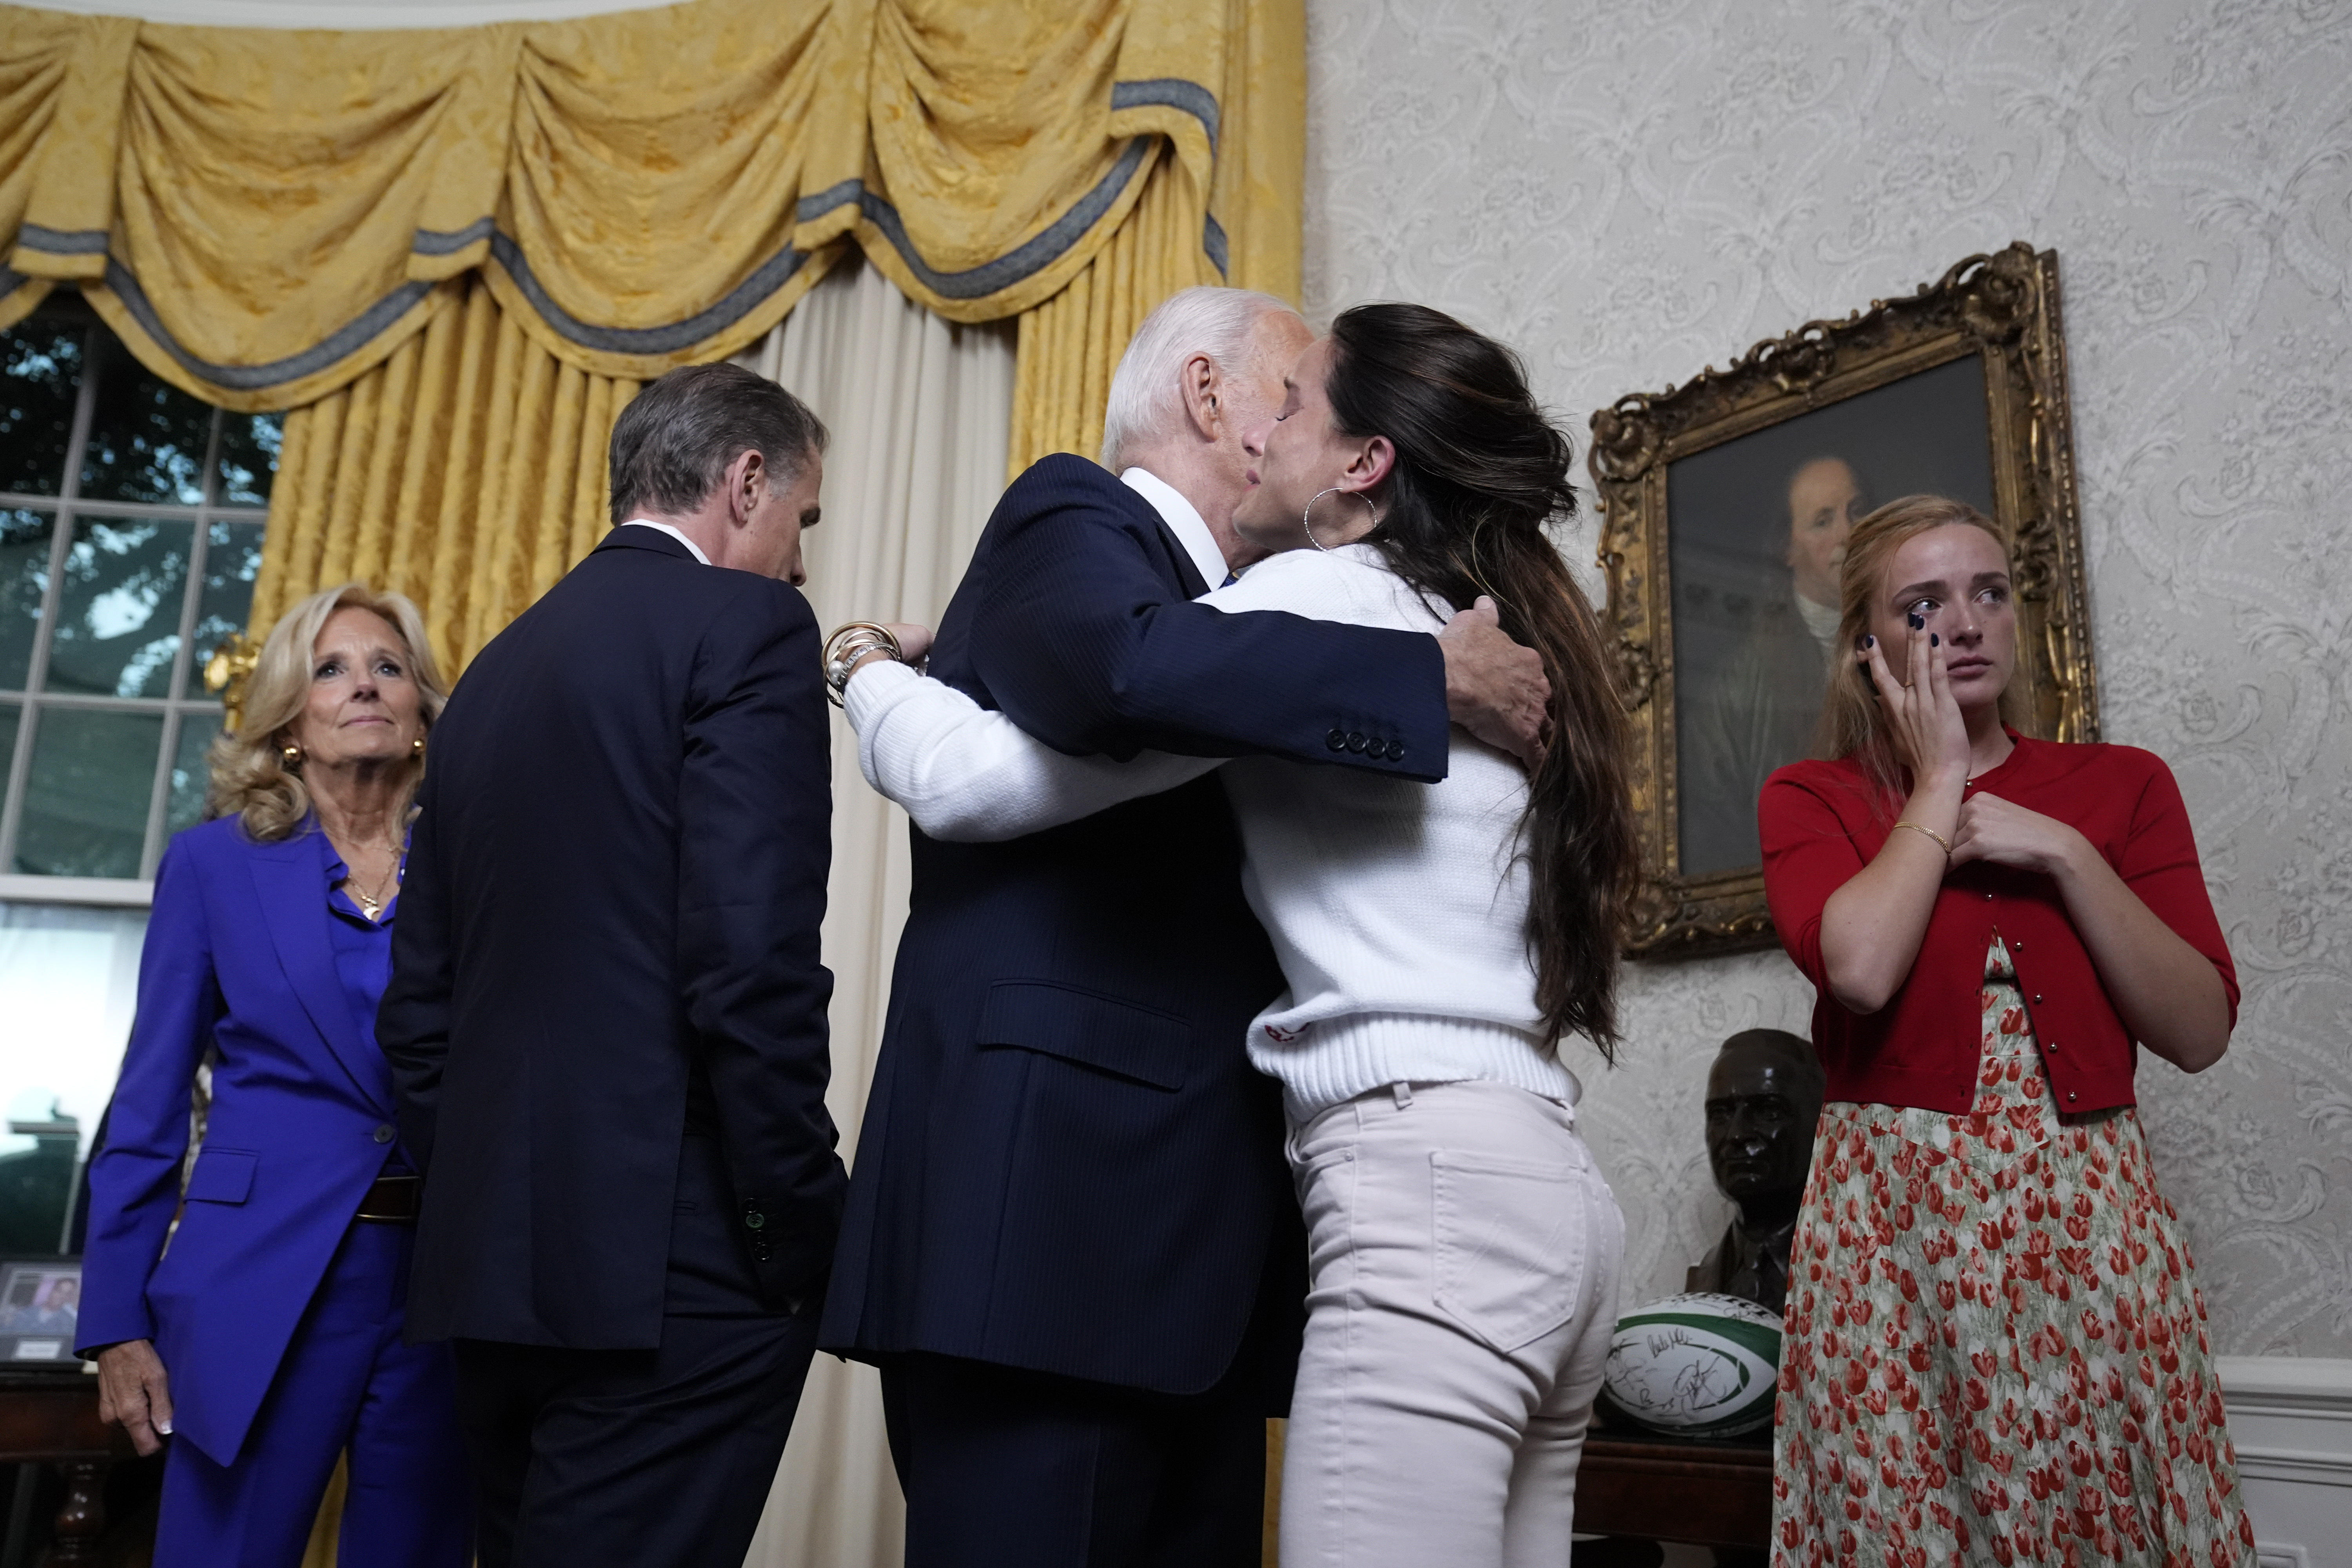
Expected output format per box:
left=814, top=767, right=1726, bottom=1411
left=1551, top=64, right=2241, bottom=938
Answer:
left=1891, top=819, right=1952, bottom=858
left=822, top=621, right=903, bottom=708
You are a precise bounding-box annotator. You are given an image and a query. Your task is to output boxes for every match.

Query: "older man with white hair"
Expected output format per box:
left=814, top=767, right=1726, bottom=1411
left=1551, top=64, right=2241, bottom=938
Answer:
left=818, top=287, right=1549, bottom=1568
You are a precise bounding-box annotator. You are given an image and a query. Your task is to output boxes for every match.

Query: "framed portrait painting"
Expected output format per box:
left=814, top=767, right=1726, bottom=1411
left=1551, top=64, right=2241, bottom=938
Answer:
left=1590, top=243, right=2099, bottom=959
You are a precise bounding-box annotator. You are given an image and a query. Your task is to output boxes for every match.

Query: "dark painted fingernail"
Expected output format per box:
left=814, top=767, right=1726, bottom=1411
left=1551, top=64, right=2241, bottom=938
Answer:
left=1907, top=612, right=1924, bottom=630
left=1930, top=633, right=1940, bottom=647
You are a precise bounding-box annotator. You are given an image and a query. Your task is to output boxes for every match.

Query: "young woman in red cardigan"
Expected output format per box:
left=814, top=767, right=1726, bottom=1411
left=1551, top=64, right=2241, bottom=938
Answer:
left=1758, top=495, right=2257, bottom=1568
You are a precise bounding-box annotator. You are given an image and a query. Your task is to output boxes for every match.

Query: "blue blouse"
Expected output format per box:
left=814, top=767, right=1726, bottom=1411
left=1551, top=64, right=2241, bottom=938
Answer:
left=316, top=823, right=407, bottom=1172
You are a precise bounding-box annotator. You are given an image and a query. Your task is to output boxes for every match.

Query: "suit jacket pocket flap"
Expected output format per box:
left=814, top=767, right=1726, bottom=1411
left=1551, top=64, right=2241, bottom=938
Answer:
left=977, top=982, right=1191, bottom=1091
left=185, top=1148, right=256, bottom=1205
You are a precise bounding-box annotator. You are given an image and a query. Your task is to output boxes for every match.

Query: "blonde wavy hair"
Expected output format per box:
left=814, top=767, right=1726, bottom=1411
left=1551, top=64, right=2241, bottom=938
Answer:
left=207, top=583, right=448, bottom=842
left=1814, top=495, right=2029, bottom=808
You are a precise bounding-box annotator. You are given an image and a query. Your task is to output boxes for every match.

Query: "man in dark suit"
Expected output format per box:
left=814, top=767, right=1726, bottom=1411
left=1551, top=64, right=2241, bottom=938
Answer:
left=380, top=364, right=845, bottom=1568
left=819, top=287, right=1551, bottom=1567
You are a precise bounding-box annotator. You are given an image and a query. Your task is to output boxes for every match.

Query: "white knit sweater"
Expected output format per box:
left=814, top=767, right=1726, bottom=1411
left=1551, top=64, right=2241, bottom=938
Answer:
left=845, top=542, right=1580, bottom=1118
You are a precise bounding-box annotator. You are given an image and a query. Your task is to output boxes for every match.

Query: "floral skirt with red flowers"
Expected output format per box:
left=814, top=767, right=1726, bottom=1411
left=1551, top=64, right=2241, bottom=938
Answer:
left=1770, top=936, right=2257, bottom=1568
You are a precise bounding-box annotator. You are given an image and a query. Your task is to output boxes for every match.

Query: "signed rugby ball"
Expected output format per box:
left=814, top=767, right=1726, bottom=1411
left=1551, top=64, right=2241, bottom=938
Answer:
left=1601, top=1292, right=1782, bottom=1439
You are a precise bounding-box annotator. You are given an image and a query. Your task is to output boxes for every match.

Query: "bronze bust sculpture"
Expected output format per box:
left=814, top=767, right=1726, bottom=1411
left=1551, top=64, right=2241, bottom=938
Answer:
left=1686, top=1029, right=1824, bottom=1315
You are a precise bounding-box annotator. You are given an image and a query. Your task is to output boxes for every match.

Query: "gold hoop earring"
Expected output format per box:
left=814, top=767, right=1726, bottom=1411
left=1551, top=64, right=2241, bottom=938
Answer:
left=1303, top=488, right=1378, bottom=553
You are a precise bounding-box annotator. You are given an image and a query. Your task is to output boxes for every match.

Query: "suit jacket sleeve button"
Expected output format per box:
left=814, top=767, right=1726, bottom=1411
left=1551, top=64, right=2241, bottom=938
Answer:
left=1345, top=731, right=1368, bottom=753
left=372, top=1125, right=395, bottom=1144
left=1386, top=740, right=1405, bottom=761
left=1326, top=728, right=1348, bottom=752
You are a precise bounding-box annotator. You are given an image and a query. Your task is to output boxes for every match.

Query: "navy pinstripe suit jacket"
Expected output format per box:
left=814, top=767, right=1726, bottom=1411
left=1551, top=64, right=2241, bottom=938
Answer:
left=818, top=455, right=1449, bottom=1395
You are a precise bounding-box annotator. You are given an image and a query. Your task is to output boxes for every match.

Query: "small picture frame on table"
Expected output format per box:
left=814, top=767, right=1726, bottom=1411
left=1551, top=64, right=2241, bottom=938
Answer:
left=0, top=1258, right=87, bottom=1368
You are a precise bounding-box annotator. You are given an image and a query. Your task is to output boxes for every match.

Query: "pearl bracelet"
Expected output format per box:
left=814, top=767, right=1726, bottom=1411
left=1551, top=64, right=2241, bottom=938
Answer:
left=822, top=621, right=903, bottom=708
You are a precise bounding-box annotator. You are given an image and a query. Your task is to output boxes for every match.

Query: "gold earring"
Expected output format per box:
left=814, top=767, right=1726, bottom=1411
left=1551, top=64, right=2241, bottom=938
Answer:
left=280, top=741, right=303, bottom=768
left=412, top=736, right=425, bottom=759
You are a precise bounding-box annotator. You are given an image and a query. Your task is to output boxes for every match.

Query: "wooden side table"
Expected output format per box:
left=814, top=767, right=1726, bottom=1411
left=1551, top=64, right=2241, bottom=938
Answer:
left=0, top=1374, right=138, bottom=1565
left=1573, top=1427, right=1774, bottom=1552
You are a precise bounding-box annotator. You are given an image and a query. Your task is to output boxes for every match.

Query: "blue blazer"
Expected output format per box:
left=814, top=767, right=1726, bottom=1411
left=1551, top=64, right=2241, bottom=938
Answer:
left=819, top=456, right=1450, bottom=1395
left=79, top=815, right=410, bottom=1466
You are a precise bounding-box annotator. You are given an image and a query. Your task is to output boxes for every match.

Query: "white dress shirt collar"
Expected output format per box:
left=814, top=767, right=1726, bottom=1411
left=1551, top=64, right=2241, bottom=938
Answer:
left=1120, top=467, right=1229, bottom=596
left=618, top=518, right=711, bottom=566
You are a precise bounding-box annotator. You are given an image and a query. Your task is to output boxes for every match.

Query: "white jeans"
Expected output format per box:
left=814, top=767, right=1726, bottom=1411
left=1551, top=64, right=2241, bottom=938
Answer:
left=1279, top=1079, right=1624, bottom=1568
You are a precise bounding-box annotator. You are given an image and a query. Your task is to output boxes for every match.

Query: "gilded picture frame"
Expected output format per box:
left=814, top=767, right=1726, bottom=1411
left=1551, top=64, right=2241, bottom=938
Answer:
left=1589, top=242, right=2098, bottom=960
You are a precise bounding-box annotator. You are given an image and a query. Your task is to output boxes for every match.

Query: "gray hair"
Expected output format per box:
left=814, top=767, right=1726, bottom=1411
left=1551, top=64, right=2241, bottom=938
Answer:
left=1098, top=286, right=1301, bottom=470
left=608, top=363, right=828, bottom=524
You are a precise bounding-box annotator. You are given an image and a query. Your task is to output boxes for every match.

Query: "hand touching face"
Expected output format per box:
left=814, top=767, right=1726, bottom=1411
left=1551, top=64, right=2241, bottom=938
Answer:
left=1864, top=523, right=2016, bottom=710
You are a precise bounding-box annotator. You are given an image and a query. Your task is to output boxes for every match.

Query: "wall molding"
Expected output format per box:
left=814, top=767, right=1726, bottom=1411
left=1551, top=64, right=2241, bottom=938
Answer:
left=2217, top=1357, right=2352, bottom=1568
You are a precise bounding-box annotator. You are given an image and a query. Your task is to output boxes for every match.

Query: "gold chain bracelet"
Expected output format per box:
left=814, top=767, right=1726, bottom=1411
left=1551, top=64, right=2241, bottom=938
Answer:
left=1890, top=819, right=1952, bottom=858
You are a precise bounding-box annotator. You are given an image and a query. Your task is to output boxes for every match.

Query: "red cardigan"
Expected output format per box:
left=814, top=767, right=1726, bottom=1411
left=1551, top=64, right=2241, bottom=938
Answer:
left=1759, top=733, right=2237, bottom=1113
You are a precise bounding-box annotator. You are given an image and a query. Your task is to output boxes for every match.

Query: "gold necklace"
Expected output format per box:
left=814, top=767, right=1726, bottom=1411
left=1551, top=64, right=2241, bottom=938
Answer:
left=343, top=851, right=401, bottom=920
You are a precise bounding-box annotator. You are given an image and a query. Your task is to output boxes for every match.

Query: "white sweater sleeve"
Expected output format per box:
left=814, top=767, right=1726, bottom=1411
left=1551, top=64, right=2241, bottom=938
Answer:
left=844, top=660, right=1219, bottom=842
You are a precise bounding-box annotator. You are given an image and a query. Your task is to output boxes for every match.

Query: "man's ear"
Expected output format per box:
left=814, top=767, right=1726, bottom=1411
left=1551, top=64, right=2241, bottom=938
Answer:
left=1176, top=352, right=1220, bottom=442
left=728, top=448, right=768, bottom=524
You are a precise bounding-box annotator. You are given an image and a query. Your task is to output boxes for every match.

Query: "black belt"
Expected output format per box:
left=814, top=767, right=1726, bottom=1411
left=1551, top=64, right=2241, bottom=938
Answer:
left=355, top=1173, right=421, bottom=1223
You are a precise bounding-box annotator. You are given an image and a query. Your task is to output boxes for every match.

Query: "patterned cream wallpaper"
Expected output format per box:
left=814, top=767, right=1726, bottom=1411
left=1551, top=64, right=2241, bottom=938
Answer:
left=1301, top=0, right=2352, bottom=1357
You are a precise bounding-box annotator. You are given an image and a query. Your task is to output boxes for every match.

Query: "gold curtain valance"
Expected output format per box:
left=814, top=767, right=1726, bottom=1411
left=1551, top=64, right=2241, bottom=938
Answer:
left=0, top=0, right=1286, bottom=412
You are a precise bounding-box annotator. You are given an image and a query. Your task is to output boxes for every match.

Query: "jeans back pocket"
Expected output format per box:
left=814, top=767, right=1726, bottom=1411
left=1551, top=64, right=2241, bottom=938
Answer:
left=1430, top=1151, right=1588, bottom=1354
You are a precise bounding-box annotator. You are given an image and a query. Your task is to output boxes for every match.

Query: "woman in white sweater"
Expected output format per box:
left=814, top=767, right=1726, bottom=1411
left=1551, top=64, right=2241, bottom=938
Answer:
left=842, top=303, right=1639, bottom=1568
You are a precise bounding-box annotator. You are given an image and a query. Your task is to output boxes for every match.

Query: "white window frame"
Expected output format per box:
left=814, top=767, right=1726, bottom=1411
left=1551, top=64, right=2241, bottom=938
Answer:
left=1, top=312, right=273, bottom=907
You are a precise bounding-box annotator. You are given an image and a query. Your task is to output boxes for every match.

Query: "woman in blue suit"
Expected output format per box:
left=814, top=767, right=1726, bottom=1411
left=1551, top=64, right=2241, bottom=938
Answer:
left=78, top=583, right=471, bottom=1567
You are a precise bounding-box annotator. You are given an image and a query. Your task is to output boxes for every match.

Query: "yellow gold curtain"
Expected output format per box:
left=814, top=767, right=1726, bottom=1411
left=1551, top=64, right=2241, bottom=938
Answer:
left=1008, top=143, right=1215, bottom=474
left=0, top=0, right=1269, bottom=404
left=250, top=277, right=638, bottom=673
left=0, top=0, right=1301, bottom=671
left=1005, top=0, right=1304, bottom=473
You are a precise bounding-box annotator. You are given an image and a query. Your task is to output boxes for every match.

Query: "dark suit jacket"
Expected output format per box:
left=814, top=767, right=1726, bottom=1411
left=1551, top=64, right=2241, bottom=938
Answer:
left=818, top=455, right=1449, bottom=1395
left=80, top=817, right=421, bottom=1463
left=380, top=527, right=845, bottom=1348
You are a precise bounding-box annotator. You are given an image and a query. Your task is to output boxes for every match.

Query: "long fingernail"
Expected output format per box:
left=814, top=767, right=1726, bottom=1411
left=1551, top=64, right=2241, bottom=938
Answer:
left=1930, top=633, right=1940, bottom=647
left=1907, top=613, right=1924, bottom=630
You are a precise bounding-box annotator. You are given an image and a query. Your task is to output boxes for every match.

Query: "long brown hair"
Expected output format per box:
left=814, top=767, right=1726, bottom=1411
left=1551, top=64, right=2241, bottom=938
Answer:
left=1325, top=303, right=1639, bottom=1061
left=1815, top=495, right=2027, bottom=807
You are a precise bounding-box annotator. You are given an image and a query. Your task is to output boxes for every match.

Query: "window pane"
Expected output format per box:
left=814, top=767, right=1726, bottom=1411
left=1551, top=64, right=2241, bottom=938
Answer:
left=183, top=519, right=265, bottom=697
left=165, top=709, right=221, bottom=839
left=78, top=333, right=212, bottom=507
left=214, top=412, right=283, bottom=507
left=0, top=702, right=16, bottom=782
left=44, top=517, right=192, bottom=698
left=0, top=901, right=149, bottom=1256
left=13, top=708, right=163, bottom=878
left=0, top=310, right=84, bottom=498
left=0, top=510, right=51, bottom=692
